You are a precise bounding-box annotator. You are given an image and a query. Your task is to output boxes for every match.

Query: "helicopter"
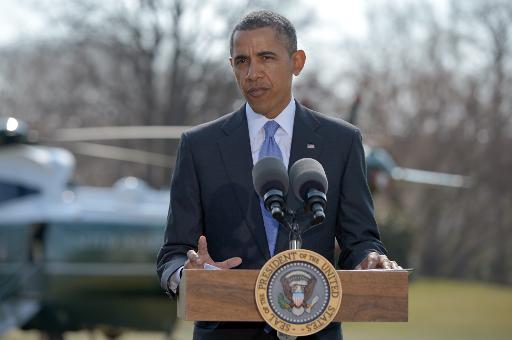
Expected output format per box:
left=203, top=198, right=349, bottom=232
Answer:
left=0, top=115, right=470, bottom=339
left=0, top=118, right=176, bottom=339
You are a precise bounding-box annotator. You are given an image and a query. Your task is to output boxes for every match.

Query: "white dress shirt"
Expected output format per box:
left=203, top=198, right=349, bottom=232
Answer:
left=168, top=97, right=296, bottom=293
left=246, top=97, right=295, bottom=168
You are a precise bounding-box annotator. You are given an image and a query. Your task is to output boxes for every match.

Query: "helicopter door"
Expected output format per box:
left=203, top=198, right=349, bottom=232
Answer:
left=0, top=222, right=41, bottom=335
left=0, top=180, right=40, bottom=204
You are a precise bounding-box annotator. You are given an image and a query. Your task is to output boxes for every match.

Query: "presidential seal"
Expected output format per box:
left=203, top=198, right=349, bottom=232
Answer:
left=255, top=249, right=342, bottom=337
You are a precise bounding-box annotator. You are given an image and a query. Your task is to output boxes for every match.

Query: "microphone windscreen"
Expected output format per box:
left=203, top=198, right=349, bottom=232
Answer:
left=252, top=156, right=289, bottom=197
left=289, top=158, right=328, bottom=201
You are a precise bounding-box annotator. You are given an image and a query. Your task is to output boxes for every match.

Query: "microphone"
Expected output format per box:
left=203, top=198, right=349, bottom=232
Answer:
left=289, top=158, right=328, bottom=225
left=252, top=156, right=289, bottom=220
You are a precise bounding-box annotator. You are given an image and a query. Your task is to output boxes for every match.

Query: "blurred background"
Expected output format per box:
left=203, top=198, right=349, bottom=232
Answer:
left=0, top=0, right=511, bottom=339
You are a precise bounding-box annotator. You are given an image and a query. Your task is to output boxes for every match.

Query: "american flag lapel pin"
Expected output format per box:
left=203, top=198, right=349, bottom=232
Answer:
left=307, top=143, right=315, bottom=149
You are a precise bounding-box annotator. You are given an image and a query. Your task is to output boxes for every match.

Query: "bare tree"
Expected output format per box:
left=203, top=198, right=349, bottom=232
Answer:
left=1, top=0, right=306, bottom=187
left=334, top=0, right=512, bottom=283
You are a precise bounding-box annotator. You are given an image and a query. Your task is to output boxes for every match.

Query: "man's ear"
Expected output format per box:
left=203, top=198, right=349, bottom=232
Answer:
left=229, top=57, right=234, bottom=70
left=292, top=50, right=306, bottom=76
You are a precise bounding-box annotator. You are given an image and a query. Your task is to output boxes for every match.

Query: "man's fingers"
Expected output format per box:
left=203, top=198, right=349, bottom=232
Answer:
left=355, top=252, right=403, bottom=270
left=197, top=235, right=208, bottom=256
left=187, top=249, right=199, bottom=260
left=366, top=252, right=379, bottom=269
left=216, top=257, right=243, bottom=269
left=355, top=252, right=379, bottom=269
left=187, top=249, right=202, bottom=267
left=379, top=255, right=391, bottom=269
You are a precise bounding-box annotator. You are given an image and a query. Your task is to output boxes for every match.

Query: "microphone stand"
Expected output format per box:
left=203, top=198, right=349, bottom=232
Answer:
left=275, top=207, right=323, bottom=251
left=289, top=220, right=302, bottom=250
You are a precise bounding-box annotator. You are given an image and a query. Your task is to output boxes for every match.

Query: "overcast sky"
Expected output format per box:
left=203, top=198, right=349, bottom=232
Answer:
left=0, top=0, right=370, bottom=46
left=0, top=0, right=449, bottom=88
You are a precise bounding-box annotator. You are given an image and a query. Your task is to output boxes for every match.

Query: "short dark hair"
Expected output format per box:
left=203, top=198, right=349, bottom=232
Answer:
left=229, top=10, right=297, bottom=56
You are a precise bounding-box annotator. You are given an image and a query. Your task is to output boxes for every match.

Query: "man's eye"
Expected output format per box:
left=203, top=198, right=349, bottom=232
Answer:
left=236, top=58, right=247, bottom=65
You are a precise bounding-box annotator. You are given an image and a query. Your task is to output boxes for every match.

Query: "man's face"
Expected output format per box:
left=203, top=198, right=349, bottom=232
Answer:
left=230, top=27, right=305, bottom=118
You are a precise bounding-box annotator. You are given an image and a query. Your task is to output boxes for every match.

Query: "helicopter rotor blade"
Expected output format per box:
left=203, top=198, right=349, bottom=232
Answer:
left=68, top=142, right=174, bottom=167
left=391, top=167, right=471, bottom=188
left=53, top=126, right=192, bottom=142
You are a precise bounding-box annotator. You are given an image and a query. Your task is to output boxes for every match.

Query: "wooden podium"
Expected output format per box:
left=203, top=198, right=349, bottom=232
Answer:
left=178, top=269, right=408, bottom=322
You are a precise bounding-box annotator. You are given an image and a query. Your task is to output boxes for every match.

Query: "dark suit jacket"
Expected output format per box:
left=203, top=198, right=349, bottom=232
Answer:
left=156, top=101, right=386, bottom=338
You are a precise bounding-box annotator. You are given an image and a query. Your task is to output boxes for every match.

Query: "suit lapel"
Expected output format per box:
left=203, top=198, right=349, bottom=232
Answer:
left=288, top=102, right=323, bottom=168
left=275, top=102, right=323, bottom=253
left=217, top=107, right=271, bottom=260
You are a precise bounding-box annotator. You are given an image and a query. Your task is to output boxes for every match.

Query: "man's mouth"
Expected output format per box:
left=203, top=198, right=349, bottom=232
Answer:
left=247, top=87, right=269, bottom=98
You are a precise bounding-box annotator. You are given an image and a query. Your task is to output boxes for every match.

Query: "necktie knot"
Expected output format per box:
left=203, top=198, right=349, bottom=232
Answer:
left=263, top=120, right=280, bottom=139
left=258, top=120, right=283, bottom=161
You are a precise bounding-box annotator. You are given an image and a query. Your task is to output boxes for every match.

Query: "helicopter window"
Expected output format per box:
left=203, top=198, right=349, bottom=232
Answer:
left=0, top=180, right=40, bottom=204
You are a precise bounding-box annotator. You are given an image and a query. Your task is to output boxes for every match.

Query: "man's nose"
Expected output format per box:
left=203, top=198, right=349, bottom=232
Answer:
left=245, top=61, right=263, bottom=80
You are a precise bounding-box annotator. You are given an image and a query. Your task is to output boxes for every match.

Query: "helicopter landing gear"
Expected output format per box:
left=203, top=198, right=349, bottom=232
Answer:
left=102, top=327, right=123, bottom=339
left=40, top=332, right=64, bottom=340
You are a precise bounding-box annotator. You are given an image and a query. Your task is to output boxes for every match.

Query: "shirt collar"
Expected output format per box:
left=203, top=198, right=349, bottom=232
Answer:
left=246, top=97, right=296, bottom=142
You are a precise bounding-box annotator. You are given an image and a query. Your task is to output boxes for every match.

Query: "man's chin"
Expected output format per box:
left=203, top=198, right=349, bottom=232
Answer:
left=246, top=101, right=269, bottom=116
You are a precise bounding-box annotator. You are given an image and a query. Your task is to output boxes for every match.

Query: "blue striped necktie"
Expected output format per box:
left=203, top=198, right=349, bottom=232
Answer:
left=258, top=120, right=283, bottom=257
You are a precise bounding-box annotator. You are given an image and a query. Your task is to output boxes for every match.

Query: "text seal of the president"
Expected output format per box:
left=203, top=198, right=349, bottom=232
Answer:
left=255, top=249, right=342, bottom=337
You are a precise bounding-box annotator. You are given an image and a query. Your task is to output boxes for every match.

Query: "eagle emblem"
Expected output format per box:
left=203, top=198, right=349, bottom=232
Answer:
left=255, top=249, right=342, bottom=336
left=279, top=270, right=319, bottom=316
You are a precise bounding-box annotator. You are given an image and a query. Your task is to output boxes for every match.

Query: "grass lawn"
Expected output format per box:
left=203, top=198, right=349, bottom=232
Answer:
left=343, top=279, right=512, bottom=340
left=4, top=279, right=512, bottom=340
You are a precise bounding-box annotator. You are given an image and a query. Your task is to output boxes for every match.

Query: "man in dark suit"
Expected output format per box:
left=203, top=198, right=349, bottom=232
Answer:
left=157, top=10, right=400, bottom=340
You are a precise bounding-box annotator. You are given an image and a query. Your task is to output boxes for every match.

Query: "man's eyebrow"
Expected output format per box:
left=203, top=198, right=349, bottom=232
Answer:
left=233, top=54, right=248, bottom=61
left=232, top=51, right=277, bottom=61
left=257, top=51, right=277, bottom=57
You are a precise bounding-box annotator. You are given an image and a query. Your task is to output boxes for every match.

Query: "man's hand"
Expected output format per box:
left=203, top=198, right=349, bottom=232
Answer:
left=184, top=235, right=242, bottom=269
left=355, top=251, right=402, bottom=270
